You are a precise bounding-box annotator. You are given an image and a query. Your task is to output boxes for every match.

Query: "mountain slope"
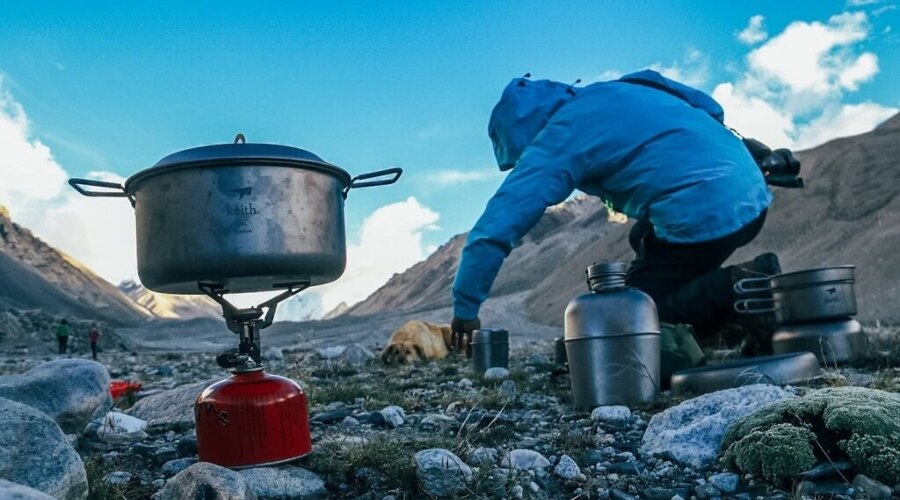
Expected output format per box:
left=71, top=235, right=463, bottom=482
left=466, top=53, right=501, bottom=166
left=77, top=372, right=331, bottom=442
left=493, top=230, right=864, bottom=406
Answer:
left=118, top=281, right=221, bottom=320
left=349, top=114, right=900, bottom=325
left=0, top=206, right=150, bottom=325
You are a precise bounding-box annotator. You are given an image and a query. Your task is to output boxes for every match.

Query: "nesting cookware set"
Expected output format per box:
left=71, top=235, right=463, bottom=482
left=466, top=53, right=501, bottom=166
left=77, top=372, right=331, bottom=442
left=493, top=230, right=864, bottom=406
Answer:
left=70, top=135, right=403, bottom=468
left=734, top=265, right=865, bottom=365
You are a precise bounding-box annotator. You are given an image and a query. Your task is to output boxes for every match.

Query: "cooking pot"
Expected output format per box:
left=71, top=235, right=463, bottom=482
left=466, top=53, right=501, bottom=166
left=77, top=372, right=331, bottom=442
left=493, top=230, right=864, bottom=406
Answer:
left=772, top=319, right=867, bottom=365
left=733, top=266, right=856, bottom=324
left=69, top=135, right=402, bottom=294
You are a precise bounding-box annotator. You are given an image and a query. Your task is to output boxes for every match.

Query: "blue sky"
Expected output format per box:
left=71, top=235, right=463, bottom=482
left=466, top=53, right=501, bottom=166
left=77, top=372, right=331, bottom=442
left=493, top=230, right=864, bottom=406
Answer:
left=1, top=1, right=897, bottom=313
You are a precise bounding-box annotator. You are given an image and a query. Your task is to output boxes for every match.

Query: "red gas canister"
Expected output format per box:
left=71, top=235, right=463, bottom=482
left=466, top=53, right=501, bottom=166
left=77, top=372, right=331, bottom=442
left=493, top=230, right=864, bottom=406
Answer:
left=195, top=370, right=312, bottom=468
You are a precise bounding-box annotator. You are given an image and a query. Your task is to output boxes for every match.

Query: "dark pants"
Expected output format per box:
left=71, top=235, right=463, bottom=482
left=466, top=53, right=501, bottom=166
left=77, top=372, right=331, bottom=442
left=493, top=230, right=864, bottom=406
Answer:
left=58, top=336, right=68, bottom=355
left=625, top=211, right=767, bottom=338
left=91, top=341, right=98, bottom=360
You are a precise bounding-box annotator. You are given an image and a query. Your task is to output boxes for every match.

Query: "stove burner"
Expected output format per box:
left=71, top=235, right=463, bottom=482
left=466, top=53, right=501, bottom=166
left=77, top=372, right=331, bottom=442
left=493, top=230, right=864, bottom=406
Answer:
left=199, top=281, right=309, bottom=371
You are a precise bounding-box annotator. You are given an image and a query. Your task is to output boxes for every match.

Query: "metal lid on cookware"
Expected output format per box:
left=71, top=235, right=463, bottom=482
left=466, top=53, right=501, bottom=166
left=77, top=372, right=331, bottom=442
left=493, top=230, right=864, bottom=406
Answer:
left=769, top=266, right=855, bottom=290
left=125, top=133, right=352, bottom=190
left=472, top=329, right=509, bottom=343
left=670, top=352, right=821, bottom=396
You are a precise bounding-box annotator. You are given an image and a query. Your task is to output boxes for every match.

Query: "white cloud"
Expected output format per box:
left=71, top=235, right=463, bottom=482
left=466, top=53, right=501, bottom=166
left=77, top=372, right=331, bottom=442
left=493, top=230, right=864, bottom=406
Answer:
left=847, top=0, right=881, bottom=5
left=746, top=12, right=875, bottom=100
left=594, top=69, right=624, bottom=82
left=316, top=196, right=439, bottom=312
left=794, top=102, right=898, bottom=149
left=716, top=10, right=896, bottom=149
left=430, top=168, right=497, bottom=186
left=0, top=79, right=139, bottom=285
left=712, top=83, right=796, bottom=148
left=648, top=48, right=709, bottom=87
left=738, top=15, right=769, bottom=44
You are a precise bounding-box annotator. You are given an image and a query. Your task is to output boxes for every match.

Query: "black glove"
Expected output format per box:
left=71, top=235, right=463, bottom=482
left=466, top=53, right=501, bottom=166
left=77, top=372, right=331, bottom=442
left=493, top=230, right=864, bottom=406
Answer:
left=742, top=138, right=804, bottom=189
left=450, top=317, right=481, bottom=358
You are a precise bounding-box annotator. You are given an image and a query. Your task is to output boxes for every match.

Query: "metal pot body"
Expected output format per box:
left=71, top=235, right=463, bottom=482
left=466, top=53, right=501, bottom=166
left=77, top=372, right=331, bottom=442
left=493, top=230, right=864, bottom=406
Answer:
left=734, top=266, right=857, bottom=324
left=69, top=140, right=402, bottom=295
left=564, top=280, right=661, bottom=410
left=132, top=164, right=347, bottom=294
left=565, top=334, right=660, bottom=409
left=195, top=370, right=312, bottom=468
left=772, top=319, right=866, bottom=365
left=471, top=329, right=509, bottom=372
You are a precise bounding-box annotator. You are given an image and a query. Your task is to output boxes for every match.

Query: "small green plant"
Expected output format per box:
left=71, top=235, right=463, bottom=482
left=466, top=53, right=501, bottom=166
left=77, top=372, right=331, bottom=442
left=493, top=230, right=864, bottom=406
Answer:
left=84, top=459, right=151, bottom=500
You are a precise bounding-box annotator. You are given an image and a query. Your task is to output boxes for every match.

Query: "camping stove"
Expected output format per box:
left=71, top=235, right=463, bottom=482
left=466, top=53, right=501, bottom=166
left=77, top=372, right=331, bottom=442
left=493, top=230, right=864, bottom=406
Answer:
left=194, top=283, right=313, bottom=468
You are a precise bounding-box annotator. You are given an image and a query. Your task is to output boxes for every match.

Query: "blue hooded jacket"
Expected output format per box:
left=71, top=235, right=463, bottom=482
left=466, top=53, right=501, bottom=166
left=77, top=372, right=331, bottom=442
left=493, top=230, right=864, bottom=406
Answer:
left=452, top=70, right=772, bottom=320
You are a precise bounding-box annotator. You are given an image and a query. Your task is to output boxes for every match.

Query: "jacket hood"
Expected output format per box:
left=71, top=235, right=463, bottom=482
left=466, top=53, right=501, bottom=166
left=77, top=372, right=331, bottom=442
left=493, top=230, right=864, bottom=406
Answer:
left=488, top=77, right=575, bottom=171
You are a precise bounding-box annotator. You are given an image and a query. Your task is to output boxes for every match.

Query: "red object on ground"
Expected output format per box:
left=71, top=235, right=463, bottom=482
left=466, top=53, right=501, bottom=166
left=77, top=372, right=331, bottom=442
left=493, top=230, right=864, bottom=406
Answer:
left=109, top=380, right=142, bottom=399
left=195, top=370, right=312, bottom=468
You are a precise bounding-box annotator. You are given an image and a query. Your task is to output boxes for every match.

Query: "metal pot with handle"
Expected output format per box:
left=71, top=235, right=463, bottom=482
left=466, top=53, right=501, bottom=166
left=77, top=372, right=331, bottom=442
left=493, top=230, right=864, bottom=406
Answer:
left=69, top=134, right=402, bottom=294
left=733, top=266, right=857, bottom=324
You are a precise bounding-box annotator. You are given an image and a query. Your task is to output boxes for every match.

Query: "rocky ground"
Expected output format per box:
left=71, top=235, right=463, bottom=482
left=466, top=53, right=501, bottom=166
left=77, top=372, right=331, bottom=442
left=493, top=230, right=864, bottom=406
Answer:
left=0, top=327, right=899, bottom=499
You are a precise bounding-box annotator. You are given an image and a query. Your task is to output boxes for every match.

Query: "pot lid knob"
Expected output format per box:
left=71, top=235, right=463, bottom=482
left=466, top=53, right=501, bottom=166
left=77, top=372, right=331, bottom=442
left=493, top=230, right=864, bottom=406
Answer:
left=234, top=133, right=246, bottom=144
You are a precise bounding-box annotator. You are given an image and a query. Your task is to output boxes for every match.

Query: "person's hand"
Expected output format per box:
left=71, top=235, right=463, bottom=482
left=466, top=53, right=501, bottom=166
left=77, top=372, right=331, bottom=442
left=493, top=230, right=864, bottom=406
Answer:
left=743, top=138, right=803, bottom=188
left=450, top=317, right=481, bottom=358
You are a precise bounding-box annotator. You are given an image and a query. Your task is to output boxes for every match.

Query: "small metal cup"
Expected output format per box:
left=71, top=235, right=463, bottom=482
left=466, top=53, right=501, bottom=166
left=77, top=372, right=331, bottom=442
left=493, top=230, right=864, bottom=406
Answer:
left=471, top=329, right=509, bottom=372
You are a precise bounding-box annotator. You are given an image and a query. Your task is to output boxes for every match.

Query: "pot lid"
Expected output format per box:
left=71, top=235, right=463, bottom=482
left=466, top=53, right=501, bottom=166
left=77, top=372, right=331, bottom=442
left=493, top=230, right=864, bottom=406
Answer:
left=125, top=134, right=352, bottom=191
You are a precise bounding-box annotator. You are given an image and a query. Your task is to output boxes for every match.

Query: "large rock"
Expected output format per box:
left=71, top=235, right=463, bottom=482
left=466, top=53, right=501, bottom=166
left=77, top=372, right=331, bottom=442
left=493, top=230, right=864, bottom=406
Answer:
left=501, top=449, right=551, bottom=470
left=640, top=384, right=793, bottom=468
left=0, top=398, right=87, bottom=500
left=127, top=379, right=217, bottom=427
left=0, top=359, right=110, bottom=433
left=415, top=448, right=473, bottom=497
left=0, top=479, right=56, bottom=499
left=156, top=462, right=257, bottom=500
left=239, top=465, right=326, bottom=499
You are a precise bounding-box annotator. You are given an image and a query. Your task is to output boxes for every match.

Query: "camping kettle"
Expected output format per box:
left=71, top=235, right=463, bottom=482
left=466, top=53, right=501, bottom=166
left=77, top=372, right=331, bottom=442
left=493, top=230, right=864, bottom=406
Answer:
left=564, top=262, right=661, bottom=410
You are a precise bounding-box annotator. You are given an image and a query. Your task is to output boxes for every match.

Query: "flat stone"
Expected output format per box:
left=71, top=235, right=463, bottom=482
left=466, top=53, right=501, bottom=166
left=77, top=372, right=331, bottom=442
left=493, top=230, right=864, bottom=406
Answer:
left=239, top=465, right=326, bottom=499
left=795, top=461, right=853, bottom=481
left=341, top=416, right=359, bottom=428
left=591, top=405, right=632, bottom=426
left=309, top=409, right=350, bottom=424
left=316, top=346, right=346, bottom=359
left=554, top=454, right=580, bottom=480
left=0, top=397, right=87, bottom=500
left=127, top=379, right=218, bottom=428
left=483, top=367, right=509, bottom=381
left=103, top=471, right=132, bottom=485
left=380, top=407, right=405, bottom=428
left=0, top=479, right=56, bottom=499
left=499, top=380, right=517, bottom=399
left=642, top=486, right=690, bottom=500
left=415, top=448, right=473, bottom=497
left=852, top=474, right=892, bottom=500
left=708, top=472, right=740, bottom=493
left=336, top=344, right=375, bottom=365
left=525, top=354, right=552, bottom=367
left=162, top=458, right=197, bottom=477
left=640, top=384, right=793, bottom=468
left=467, top=447, right=498, bottom=466
left=154, top=445, right=180, bottom=465
left=695, top=483, right=721, bottom=499
left=156, top=462, right=257, bottom=500
left=500, top=449, right=551, bottom=470
left=177, top=435, right=198, bottom=457
left=0, top=359, right=111, bottom=433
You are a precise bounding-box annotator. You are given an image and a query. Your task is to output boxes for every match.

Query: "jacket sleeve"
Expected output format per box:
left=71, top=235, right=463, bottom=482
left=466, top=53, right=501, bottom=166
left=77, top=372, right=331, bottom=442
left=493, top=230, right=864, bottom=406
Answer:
left=452, top=121, right=585, bottom=320
left=618, top=70, right=725, bottom=124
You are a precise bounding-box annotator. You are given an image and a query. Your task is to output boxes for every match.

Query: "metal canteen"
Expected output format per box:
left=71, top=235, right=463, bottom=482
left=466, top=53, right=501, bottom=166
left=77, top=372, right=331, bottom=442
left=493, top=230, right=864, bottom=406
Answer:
left=733, top=266, right=857, bottom=324
left=564, top=262, right=660, bottom=410
left=69, top=134, right=402, bottom=294
left=670, top=352, right=821, bottom=397
left=772, top=319, right=867, bottom=365
left=471, top=329, right=509, bottom=373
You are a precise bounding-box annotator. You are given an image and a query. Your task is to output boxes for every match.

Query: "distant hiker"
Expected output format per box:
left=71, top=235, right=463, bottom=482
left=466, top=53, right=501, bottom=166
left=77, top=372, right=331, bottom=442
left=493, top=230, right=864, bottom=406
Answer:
left=451, top=70, right=801, bottom=353
left=57, top=319, right=70, bottom=355
left=89, top=325, right=101, bottom=360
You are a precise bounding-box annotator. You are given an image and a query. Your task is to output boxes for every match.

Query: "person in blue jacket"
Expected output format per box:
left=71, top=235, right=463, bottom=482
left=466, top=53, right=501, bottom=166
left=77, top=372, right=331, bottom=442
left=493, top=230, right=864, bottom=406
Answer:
left=451, top=70, right=799, bottom=352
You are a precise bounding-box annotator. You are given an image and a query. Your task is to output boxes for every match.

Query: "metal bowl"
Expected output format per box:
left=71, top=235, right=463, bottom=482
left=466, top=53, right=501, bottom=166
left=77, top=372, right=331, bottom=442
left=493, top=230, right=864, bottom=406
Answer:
left=772, top=319, right=866, bottom=365
left=670, top=352, right=821, bottom=397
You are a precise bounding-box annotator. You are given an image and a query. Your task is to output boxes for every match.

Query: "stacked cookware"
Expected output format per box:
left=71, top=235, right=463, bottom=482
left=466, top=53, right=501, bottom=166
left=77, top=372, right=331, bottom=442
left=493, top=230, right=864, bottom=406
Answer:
left=734, top=266, right=866, bottom=365
left=70, top=134, right=403, bottom=467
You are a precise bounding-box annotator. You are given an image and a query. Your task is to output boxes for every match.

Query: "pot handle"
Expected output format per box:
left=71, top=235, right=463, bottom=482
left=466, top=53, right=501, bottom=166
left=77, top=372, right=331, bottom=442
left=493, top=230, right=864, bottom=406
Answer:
left=733, top=276, right=772, bottom=294
left=68, top=178, right=135, bottom=207
left=343, top=168, right=403, bottom=198
left=733, top=298, right=777, bottom=315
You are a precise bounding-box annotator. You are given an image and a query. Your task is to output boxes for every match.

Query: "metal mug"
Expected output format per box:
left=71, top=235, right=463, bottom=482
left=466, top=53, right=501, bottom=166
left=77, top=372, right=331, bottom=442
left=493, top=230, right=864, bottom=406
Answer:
left=471, top=329, right=509, bottom=372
